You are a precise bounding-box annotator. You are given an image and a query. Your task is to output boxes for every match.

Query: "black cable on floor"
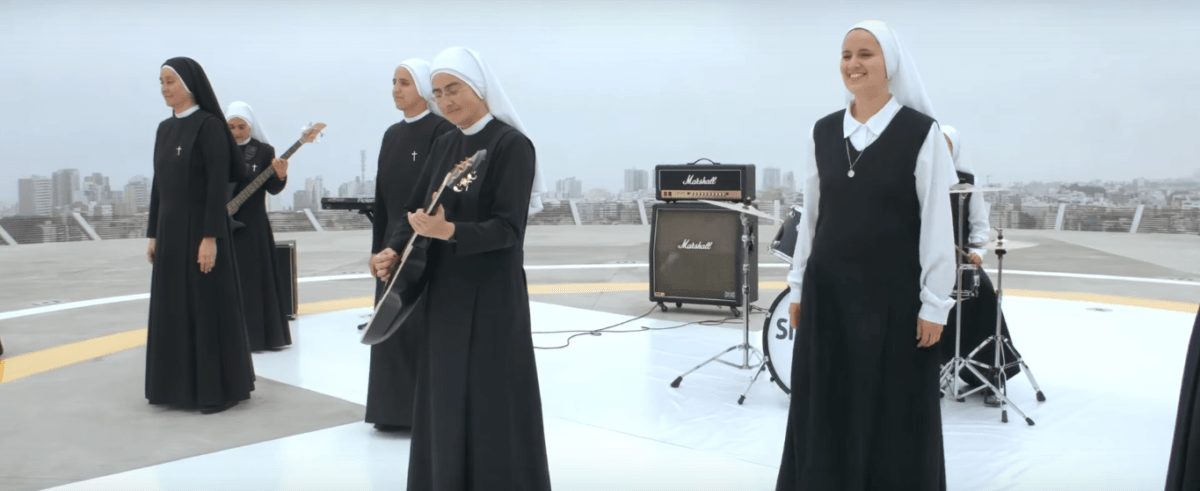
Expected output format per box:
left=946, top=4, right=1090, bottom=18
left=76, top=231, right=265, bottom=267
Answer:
left=533, top=305, right=768, bottom=350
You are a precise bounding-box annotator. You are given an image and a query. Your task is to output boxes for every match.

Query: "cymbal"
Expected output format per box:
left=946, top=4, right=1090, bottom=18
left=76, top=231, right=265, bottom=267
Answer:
left=698, top=199, right=776, bottom=220
left=968, top=239, right=1038, bottom=251
left=950, top=185, right=1010, bottom=194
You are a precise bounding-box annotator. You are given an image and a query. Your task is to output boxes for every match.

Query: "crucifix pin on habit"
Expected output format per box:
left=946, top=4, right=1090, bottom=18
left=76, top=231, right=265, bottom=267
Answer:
left=412, top=151, right=418, bottom=162
left=176, top=146, right=181, bottom=156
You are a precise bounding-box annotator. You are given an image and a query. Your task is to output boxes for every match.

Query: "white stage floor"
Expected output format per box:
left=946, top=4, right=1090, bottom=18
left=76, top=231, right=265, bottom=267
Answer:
left=45, top=297, right=1194, bottom=491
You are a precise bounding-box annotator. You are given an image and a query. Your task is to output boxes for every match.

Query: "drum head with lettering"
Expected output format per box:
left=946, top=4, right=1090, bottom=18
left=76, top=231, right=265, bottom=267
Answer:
left=762, top=288, right=796, bottom=395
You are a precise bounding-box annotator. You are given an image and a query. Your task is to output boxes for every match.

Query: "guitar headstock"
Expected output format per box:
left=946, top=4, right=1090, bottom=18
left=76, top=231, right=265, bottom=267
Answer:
left=300, top=123, right=326, bottom=144
left=446, top=149, right=486, bottom=193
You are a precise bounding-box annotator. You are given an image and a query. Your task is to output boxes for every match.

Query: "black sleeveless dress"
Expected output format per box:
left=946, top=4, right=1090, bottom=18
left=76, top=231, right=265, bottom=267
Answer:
left=777, top=106, right=947, bottom=491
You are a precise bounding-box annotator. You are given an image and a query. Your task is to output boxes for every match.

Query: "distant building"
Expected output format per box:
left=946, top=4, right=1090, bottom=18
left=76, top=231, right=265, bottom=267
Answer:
left=52, top=169, right=82, bottom=208
left=124, top=176, right=151, bottom=213
left=763, top=167, right=782, bottom=191
left=624, top=169, right=648, bottom=194
left=555, top=177, right=583, bottom=200
left=18, top=176, right=53, bottom=216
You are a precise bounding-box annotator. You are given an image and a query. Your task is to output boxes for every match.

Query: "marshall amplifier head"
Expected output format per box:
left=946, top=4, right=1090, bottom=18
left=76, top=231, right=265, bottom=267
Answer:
left=655, top=162, right=755, bottom=202
left=649, top=202, right=758, bottom=309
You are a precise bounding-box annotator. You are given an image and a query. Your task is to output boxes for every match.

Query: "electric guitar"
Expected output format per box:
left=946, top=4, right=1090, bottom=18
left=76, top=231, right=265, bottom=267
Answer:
left=227, top=123, right=326, bottom=227
left=360, top=149, right=486, bottom=345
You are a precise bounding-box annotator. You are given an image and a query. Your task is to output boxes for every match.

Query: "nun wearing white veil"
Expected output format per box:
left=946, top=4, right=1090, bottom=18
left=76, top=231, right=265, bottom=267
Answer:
left=363, top=58, right=457, bottom=433
left=938, top=125, right=1025, bottom=402
left=778, top=21, right=957, bottom=490
left=372, top=46, right=551, bottom=490
left=225, top=101, right=292, bottom=352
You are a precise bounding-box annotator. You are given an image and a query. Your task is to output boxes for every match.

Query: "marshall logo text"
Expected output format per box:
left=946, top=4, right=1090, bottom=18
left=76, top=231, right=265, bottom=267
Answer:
left=678, top=239, right=713, bottom=250
left=682, top=175, right=718, bottom=186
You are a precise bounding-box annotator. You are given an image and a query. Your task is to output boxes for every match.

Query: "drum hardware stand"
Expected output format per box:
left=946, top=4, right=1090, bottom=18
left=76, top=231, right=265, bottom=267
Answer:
left=953, top=226, right=1045, bottom=425
left=939, top=189, right=974, bottom=403
left=671, top=202, right=764, bottom=402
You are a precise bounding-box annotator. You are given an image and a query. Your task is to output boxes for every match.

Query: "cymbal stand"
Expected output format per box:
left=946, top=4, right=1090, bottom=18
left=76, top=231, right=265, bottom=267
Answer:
left=956, top=226, right=1044, bottom=425
left=939, top=192, right=971, bottom=402
left=671, top=206, right=764, bottom=402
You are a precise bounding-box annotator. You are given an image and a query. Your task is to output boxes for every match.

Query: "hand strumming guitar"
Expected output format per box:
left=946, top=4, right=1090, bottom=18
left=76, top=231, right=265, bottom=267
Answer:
left=372, top=248, right=399, bottom=281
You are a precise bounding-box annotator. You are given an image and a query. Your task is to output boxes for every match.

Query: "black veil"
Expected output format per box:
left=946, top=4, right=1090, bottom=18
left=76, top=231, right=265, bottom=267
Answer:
left=163, top=57, right=246, bottom=182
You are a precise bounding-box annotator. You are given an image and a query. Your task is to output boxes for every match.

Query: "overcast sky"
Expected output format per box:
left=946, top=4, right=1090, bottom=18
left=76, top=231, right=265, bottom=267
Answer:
left=1, top=0, right=1198, bottom=203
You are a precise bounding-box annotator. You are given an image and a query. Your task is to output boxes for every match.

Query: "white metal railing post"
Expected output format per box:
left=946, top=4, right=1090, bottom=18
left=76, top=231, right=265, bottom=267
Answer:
left=1130, top=204, right=1145, bottom=233
left=72, top=212, right=102, bottom=241
left=303, top=208, right=325, bottom=232
left=1054, top=204, right=1066, bottom=231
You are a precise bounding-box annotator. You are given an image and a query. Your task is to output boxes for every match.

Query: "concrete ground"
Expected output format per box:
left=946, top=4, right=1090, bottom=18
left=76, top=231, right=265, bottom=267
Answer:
left=0, top=225, right=1197, bottom=490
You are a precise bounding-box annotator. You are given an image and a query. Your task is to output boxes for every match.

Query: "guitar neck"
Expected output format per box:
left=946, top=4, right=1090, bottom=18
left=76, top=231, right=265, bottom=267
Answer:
left=227, top=139, right=302, bottom=215
left=279, top=140, right=304, bottom=160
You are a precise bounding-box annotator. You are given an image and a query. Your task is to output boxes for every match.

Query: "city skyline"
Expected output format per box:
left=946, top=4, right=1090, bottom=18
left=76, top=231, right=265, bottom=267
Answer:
left=4, top=2, right=1200, bottom=205
left=7, top=164, right=1200, bottom=218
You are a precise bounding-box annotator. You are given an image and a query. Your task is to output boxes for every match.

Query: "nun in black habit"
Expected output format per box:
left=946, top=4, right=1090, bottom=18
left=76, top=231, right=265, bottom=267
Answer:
left=1166, top=306, right=1200, bottom=490
left=146, top=57, right=255, bottom=415
left=226, top=101, right=292, bottom=352
left=371, top=46, right=551, bottom=490
left=777, top=21, right=958, bottom=490
left=365, top=58, right=456, bottom=432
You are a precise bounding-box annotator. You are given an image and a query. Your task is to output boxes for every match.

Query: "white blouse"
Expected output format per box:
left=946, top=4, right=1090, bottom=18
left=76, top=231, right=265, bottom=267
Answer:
left=786, top=96, right=959, bottom=325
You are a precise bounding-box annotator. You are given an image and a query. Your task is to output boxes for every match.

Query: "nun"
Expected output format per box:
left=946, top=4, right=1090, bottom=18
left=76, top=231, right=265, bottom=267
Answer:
left=371, top=47, right=552, bottom=490
left=778, top=21, right=957, bottom=490
left=146, top=57, right=255, bottom=414
left=939, top=125, right=1022, bottom=406
left=364, top=58, right=456, bottom=432
left=1166, top=306, right=1200, bottom=490
left=226, top=101, right=292, bottom=352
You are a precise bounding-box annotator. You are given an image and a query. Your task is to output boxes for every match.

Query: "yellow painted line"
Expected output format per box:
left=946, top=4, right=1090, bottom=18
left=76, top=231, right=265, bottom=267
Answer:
left=1, top=283, right=1195, bottom=386
left=0, top=328, right=147, bottom=385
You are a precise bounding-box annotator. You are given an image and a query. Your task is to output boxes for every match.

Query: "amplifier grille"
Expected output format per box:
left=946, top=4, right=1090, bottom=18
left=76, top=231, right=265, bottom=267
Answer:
left=652, top=207, right=741, bottom=301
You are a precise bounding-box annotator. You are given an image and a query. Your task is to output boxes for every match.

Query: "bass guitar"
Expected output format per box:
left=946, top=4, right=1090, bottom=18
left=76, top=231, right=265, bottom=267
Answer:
left=360, top=149, right=486, bottom=345
left=228, top=123, right=326, bottom=229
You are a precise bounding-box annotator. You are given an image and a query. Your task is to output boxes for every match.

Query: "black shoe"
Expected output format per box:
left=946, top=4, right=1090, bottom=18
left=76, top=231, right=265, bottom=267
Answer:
left=200, top=400, right=238, bottom=414
left=374, top=423, right=410, bottom=432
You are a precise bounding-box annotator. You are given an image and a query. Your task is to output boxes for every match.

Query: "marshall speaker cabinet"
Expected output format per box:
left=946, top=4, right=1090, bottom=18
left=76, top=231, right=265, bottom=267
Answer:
left=275, top=239, right=298, bottom=320
left=655, top=162, right=755, bottom=202
left=649, top=202, right=758, bottom=311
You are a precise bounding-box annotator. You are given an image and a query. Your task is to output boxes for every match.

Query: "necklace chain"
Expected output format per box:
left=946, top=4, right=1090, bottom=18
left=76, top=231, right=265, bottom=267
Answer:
left=844, top=139, right=864, bottom=178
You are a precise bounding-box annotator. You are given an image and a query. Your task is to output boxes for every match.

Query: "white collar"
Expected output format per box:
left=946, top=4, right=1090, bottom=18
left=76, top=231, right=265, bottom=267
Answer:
left=237, top=137, right=251, bottom=146
left=403, top=109, right=431, bottom=123
left=461, top=113, right=494, bottom=136
left=842, top=95, right=902, bottom=138
left=174, top=105, right=200, bottom=118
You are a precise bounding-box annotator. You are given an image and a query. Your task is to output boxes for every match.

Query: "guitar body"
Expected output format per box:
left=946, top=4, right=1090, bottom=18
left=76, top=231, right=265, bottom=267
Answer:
left=360, top=148, right=487, bottom=346
left=361, top=235, right=433, bottom=345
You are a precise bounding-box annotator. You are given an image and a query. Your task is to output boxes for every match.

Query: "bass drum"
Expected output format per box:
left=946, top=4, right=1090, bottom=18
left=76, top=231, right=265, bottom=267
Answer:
left=762, top=287, right=796, bottom=395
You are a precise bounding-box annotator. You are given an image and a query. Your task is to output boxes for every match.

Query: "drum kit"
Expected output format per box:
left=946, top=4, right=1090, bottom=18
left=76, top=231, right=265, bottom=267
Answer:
left=672, top=186, right=1047, bottom=424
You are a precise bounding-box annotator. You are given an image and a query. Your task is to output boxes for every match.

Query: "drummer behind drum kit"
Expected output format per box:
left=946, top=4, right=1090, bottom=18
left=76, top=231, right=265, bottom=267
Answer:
left=667, top=184, right=1048, bottom=424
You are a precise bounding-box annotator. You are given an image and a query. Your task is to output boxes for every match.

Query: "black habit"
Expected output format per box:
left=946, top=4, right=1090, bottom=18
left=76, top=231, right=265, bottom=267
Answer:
left=1166, top=306, right=1200, bottom=490
left=145, top=109, right=255, bottom=408
left=231, top=138, right=292, bottom=351
left=777, top=106, right=946, bottom=491
left=940, top=172, right=1022, bottom=389
left=386, top=117, right=552, bottom=490
left=365, top=112, right=456, bottom=428
left=145, top=57, right=254, bottom=410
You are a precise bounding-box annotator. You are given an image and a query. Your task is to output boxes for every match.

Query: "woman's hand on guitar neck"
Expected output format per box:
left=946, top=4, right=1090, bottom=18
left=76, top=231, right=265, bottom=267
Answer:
left=272, top=158, right=289, bottom=179
left=371, top=248, right=399, bottom=281
left=409, top=204, right=455, bottom=241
